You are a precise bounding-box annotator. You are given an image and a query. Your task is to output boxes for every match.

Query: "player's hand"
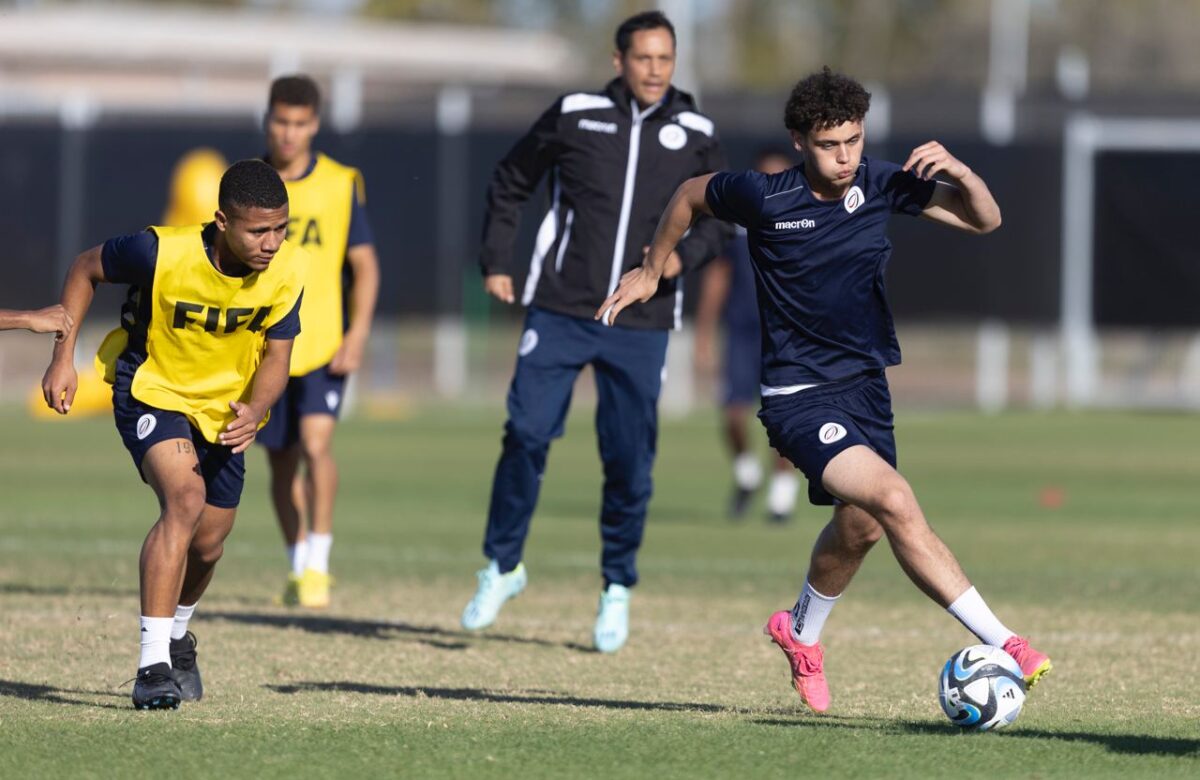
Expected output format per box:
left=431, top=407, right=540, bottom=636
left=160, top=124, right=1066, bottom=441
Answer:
left=220, top=401, right=265, bottom=454
left=26, top=305, right=74, bottom=341
left=41, top=358, right=78, bottom=415
left=484, top=274, right=516, bottom=304
left=329, top=330, right=366, bottom=376
left=643, top=247, right=683, bottom=279
left=594, top=266, right=661, bottom=327
left=903, top=141, right=971, bottom=182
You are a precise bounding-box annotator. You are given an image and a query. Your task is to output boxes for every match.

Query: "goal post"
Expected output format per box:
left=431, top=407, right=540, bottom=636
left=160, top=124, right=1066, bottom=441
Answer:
left=1060, top=114, right=1200, bottom=407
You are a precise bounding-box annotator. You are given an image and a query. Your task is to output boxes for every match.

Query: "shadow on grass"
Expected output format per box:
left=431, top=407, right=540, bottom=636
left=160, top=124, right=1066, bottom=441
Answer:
left=0, top=582, right=264, bottom=606
left=266, top=680, right=731, bottom=713
left=0, top=680, right=128, bottom=711
left=203, top=610, right=589, bottom=653
left=752, top=715, right=1200, bottom=757
left=0, top=582, right=138, bottom=598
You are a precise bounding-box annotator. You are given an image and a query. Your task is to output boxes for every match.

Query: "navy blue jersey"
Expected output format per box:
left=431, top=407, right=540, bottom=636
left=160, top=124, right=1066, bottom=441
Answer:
left=101, top=227, right=302, bottom=371
left=721, top=227, right=760, bottom=334
left=705, top=157, right=935, bottom=387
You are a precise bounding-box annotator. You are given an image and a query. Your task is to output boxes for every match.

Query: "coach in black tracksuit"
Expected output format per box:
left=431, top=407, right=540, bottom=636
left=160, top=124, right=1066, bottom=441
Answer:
left=464, top=12, right=729, bottom=649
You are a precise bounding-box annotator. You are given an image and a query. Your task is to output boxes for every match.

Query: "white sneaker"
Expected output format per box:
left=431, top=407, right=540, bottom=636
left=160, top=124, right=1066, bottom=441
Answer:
left=767, top=472, right=800, bottom=523
left=461, top=561, right=527, bottom=630
left=593, top=584, right=631, bottom=653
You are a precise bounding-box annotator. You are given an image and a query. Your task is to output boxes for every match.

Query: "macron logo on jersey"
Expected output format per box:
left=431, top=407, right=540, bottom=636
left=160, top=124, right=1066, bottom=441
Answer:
left=578, top=118, right=618, bottom=135
left=775, top=219, right=816, bottom=230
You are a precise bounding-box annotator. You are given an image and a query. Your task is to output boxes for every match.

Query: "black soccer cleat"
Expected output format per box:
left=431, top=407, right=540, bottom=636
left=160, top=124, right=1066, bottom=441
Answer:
left=767, top=510, right=792, bottom=525
left=729, top=486, right=755, bottom=520
left=170, top=631, right=203, bottom=702
left=131, top=662, right=182, bottom=710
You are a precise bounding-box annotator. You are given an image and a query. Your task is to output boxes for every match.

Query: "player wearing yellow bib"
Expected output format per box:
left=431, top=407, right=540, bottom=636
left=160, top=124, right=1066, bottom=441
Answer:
left=41, top=161, right=307, bottom=710
left=258, top=75, right=380, bottom=609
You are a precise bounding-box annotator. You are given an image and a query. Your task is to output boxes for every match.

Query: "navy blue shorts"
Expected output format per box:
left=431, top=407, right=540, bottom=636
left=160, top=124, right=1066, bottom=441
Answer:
left=257, top=363, right=346, bottom=451
left=757, top=370, right=896, bottom=506
left=721, top=326, right=761, bottom=406
left=112, top=379, right=245, bottom=509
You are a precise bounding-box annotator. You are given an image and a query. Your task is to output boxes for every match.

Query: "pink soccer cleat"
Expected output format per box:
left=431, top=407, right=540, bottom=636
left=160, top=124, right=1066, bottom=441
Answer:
left=763, top=610, right=830, bottom=713
left=1002, top=635, right=1053, bottom=689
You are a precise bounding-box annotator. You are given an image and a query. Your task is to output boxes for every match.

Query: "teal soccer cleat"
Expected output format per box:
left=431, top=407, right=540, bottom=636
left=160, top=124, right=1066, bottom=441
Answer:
left=593, top=584, right=631, bottom=653
left=461, top=561, right=527, bottom=630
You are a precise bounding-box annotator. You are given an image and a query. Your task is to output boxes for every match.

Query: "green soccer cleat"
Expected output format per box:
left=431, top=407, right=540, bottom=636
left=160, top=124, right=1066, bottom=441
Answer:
left=277, top=573, right=301, bottom=607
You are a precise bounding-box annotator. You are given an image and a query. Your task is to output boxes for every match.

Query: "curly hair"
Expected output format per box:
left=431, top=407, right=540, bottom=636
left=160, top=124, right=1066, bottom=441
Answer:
left=783, top=67, right=871, bottom=135
left=219, top=159, right=288, bottom=214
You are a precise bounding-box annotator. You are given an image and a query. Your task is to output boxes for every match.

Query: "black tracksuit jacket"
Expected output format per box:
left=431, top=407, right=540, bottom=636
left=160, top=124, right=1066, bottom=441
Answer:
left=480, top=78, right=731, bottom=330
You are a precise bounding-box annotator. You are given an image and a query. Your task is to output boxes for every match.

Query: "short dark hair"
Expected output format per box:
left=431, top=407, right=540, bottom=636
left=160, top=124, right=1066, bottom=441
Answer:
left=783, top=67, right=871, bottom=135
left=269, top=74, right=321, bottom=114
left=218, top=159, right=288, bottom=214
left=614, top=10, right=675, bottom=55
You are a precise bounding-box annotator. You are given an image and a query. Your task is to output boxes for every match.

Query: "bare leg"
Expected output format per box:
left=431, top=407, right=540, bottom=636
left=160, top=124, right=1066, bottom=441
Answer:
left=820, top=445, right=971, bottom=607
left=267, top=446, right=304, bottom=546
left=299, top=415, right=338, bottom=536
left=805, top=503, right=884, bottom=597
left=723, top=404, right=752, bottom=456
left=140, top=440, right=208, bottom=617
left=178, top=504, right=237, bottom=606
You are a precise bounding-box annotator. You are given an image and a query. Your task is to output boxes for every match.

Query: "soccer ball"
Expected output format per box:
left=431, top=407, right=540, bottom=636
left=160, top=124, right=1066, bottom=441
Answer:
left=938, top=644, right=1026, bottom=731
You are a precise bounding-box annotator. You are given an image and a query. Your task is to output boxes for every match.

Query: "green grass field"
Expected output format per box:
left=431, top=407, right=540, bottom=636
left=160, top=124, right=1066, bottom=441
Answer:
left=0, top=406, right=1197, bottom=778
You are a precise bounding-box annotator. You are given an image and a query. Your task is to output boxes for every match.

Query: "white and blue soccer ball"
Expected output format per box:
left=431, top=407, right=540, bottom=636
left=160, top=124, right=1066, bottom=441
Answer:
left=938, top=644, right=1026, bottom=731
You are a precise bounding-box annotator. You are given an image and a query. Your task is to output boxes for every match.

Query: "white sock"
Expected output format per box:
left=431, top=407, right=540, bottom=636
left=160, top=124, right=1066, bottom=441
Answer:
left=287, top=538, right=309, bottom=577
left=306, top=533, right=332, bottom=574
left=947, top=586, right=1015, bottom=647
left=171, top=603, right=196, bottom=641
left=733, top=453, right=763, bottom=491
left=789, top=579, right=839, bottom=645
left=139, top=616, right=174, bottom=669
left=767, top=471, right=800, bottom=516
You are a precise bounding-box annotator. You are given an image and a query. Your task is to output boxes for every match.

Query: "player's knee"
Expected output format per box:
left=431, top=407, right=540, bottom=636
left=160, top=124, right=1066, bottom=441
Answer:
left=872, top=485, right=919, bottom=528
left=163, top=486, right=207, bottom=524
left=300, top=437, right=333, bottom=463
left=502, top=423, right=551, bottom=453
left=190, top=539, right=224, bottom=566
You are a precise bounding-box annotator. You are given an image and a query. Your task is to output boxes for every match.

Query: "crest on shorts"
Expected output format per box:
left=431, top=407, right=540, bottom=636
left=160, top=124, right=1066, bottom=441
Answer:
left=843, top=186, right=865, bottom=214
left=818, top=422, right=847, bottom=444
left=518, top=328, right=539, bottom=357
left=136, top=413, right=157, bottom=441
left=325, top=391, right=340, bottom=412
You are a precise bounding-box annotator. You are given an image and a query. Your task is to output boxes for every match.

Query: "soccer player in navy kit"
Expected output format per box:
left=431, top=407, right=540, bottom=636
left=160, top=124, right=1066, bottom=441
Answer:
left=600, top=68, right=1051, bottom=712
left=694, top=148, right=798, bottom=523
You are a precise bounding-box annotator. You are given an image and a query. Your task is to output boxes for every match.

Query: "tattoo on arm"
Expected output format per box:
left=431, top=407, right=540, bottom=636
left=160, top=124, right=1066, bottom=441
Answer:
left=177, top=441, right=194, bottom=455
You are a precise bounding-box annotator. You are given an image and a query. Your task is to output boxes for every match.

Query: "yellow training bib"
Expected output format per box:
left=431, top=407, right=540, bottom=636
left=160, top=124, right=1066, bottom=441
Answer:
left=283, top=153, right=365, bottom=376
left=103, top=224, right=308, bottom=443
